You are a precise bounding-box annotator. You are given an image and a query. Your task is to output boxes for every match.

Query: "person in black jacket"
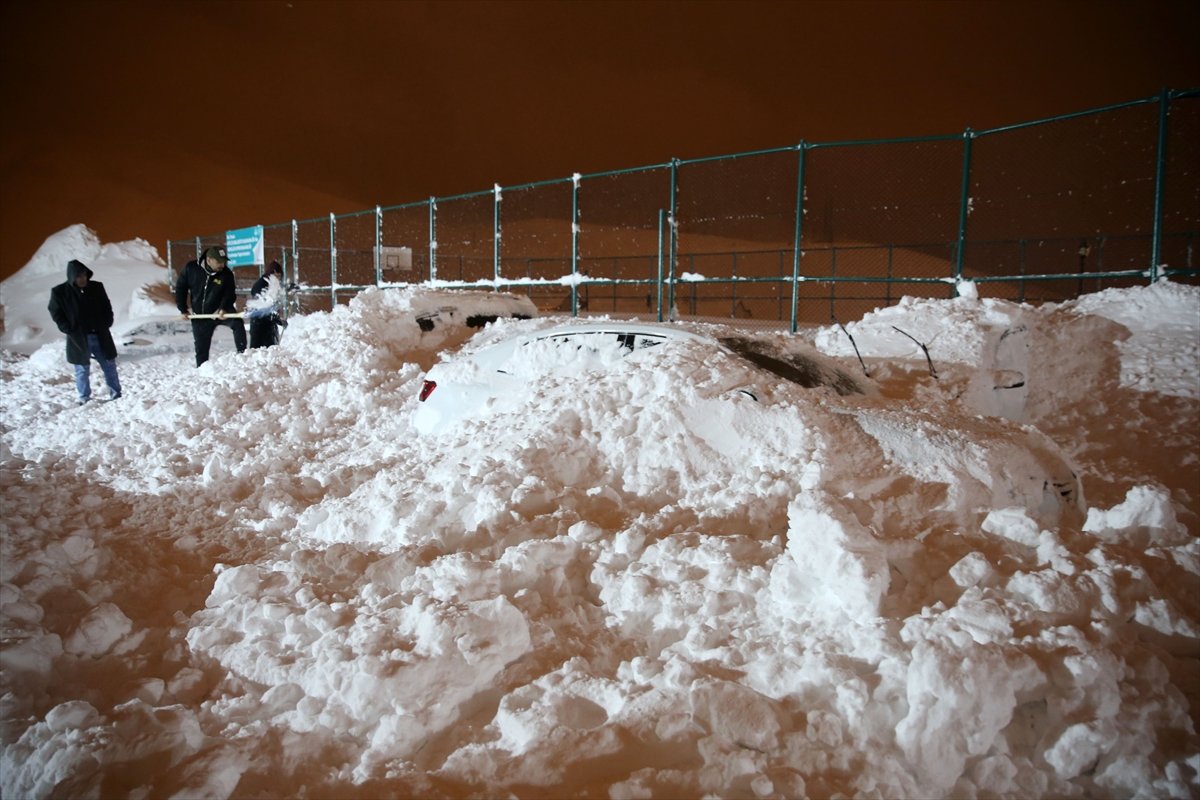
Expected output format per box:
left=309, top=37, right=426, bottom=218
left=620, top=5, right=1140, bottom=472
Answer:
left=248, top=260, right=284, bottom=348
left=47, top=259, right=122, bottom=405
left=175, top=245, right=247, bottom=366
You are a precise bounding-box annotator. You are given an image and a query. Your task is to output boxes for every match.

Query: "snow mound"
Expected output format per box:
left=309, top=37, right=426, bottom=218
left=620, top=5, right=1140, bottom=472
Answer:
left=12, top=223, right=104, bottom=280
left=1064, top=281, right=1200, bottom=399
left=1, top=224, right=173, bottom=354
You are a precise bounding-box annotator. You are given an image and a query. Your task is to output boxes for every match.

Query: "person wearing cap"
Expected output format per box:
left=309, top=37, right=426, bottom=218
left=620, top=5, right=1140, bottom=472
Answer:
left=174, top=245, right=247, bottom=366
left=47, top=258, right=122, bottom=405
left=247, top=260, right=285, bottom=348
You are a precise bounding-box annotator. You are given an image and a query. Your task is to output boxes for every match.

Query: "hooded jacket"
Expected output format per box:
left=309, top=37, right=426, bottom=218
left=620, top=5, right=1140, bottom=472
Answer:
left=175, top=259, right=238, bottom=316
left=47, top=260, right=118, bottom=366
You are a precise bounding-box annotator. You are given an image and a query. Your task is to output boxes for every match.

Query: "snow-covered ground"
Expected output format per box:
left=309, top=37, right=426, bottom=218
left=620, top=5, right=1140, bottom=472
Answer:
left=1, top=226, right=1197, bottom=798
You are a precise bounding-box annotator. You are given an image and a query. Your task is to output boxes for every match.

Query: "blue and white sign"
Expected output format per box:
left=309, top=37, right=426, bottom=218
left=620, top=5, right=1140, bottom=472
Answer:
left=225, top=225, right=264, bottom=267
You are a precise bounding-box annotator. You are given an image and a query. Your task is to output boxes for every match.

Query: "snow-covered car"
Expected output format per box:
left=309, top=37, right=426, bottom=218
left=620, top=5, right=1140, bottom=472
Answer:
left=413, top=319, right=1083, bottom=527
left=412, top=320, right=867, bottom=435
left=409, top=289, right=537, bottom=332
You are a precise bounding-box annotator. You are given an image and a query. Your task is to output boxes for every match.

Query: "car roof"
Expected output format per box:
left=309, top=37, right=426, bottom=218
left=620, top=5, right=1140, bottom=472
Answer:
left=441, top=320, right=709, bottom=372
left=517, top=320, right=709, bottom=343
left=431, top=318, right=870, bottom=397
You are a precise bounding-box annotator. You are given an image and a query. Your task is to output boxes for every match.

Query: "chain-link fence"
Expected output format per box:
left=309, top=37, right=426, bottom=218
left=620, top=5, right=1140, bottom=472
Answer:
left=167, top=90, right=1199, bottom=328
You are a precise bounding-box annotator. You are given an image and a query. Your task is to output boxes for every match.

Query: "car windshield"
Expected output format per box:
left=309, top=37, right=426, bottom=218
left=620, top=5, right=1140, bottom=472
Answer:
left=718, top=336, right=865, bottom=396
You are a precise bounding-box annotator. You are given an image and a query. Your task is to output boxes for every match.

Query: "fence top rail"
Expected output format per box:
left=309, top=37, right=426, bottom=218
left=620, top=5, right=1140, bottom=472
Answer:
left=170, top=88, right=1197, bottom=246
left=379, top=197, right=435, bottom=213
left=334, top=208, right=378, bottom=221
left=492, top=175, right=578, bottom=194
left=974, top=95, right=1159, bottom=139
left=806, top=133, right=962, bottom=150
left=433, top=187, right=501, bottom=204
left=678, top=144, right=800, bottom=166
left=577, top=161, right=675, bottom=181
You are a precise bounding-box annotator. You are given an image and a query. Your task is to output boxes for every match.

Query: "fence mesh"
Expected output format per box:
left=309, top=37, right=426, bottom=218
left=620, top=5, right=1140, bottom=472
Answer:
left=576, top=168, right=672, bottom=316
left=262, top=223, right=292, bottom=272
left=168, top=91, right=1199, bottom=328
left=1162, top=95, right=1200, bottom=273
left=966, top=103, right=1158, bottom=303
left=332, top=212, right=376, bottom=291
left=381, top=203, right=432, bottom=285
left=675, top=149, right=797, bottom=321
left=801, top=138, right=963, bottom=323
left=435, top=194, right=495, bottom=285
left=497, top=180, right=574, bottom=311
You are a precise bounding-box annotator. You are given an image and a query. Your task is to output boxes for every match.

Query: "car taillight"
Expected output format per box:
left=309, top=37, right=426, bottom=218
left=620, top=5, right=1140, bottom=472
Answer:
left=419, top=380, right=437, bottom=402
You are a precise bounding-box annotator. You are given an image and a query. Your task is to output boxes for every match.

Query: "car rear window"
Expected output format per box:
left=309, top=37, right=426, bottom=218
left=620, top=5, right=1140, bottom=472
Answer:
left=719, top=337, right=865, bottom=396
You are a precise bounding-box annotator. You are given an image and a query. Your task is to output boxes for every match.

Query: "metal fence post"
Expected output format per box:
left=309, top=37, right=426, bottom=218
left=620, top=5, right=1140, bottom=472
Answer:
left=668, top=158, right=679, bottom=319
left=329, top=212, right=337, bottom=305
left=428, top=198, right=438, bottom=283
left=166, top=241, right=174, bottom=285
left=954, top=128, right=974, bottom=290
left=493, top=183, right=502, bottom=284
left=790, top=142, right=807, bottom=332
left=290, top=219, right=298, bottom=287
left=1150, top=88, right=1170, bottom=282
left=374, top=205, right=382, bottom=286
left=572, top=173, right=580, bottom=316
left=657, top=209, right=666, bottom=322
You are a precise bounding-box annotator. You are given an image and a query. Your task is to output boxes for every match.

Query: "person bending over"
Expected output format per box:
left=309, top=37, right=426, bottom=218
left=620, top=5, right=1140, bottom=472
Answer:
left=248, top=259, right=285, bottom=348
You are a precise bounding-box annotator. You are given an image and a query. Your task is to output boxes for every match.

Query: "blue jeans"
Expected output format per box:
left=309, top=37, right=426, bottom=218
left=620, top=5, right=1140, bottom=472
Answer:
left=75, top=333, right=122, bottom=401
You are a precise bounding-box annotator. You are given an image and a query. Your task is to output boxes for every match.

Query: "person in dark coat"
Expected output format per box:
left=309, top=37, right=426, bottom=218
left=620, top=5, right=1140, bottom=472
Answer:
left=47, top=259, right=122, bottom=405
left=248, top=260, right=284, bottom=348
left=175, top=245, right=247, bottom=366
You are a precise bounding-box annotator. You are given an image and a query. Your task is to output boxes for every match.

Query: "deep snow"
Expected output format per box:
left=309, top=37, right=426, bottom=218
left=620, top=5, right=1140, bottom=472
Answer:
left=1, top=225, right=1197, bottom=799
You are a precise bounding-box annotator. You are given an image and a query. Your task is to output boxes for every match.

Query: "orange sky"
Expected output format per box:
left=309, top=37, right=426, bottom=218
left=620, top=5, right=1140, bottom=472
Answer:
left=1, top=0, right=1197, bottom=280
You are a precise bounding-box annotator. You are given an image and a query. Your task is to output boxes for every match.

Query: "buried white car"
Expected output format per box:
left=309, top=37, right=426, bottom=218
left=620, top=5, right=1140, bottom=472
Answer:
left=413, top=319, right=1083, bottom=526
left=413, top=320, right=867, bottom=434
